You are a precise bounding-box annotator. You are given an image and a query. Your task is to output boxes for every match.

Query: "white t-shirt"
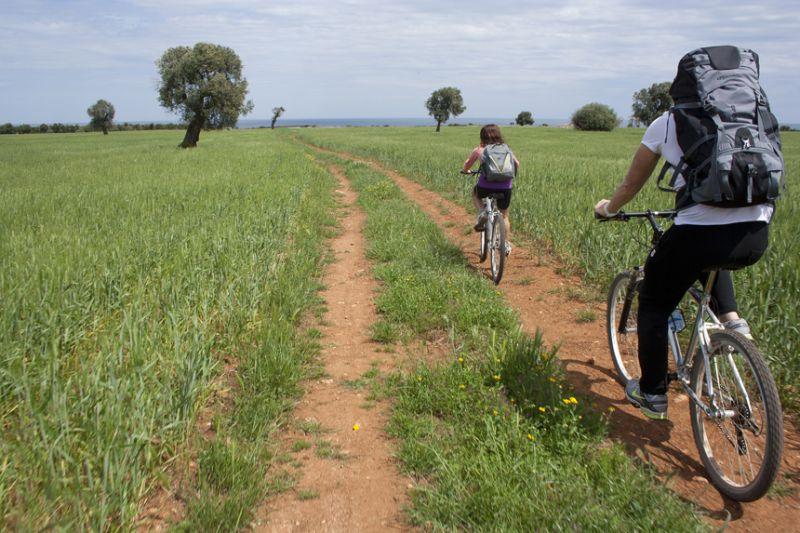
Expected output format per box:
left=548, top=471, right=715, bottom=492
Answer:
left=641, top=112, right=773, bottom=226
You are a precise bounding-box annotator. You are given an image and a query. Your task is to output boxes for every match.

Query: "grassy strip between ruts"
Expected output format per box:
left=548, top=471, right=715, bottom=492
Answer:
left=319, top=152, right=706, bottom=531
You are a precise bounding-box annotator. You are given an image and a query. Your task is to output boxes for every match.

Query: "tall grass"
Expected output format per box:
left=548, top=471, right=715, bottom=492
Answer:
left=0, top=130, right=335, bottom=529
left=295, top=127, right=800, bottom=411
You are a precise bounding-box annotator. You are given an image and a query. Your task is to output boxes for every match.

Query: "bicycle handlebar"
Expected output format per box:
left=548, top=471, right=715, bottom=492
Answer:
left=595, top=209, right=676, bottom=222
left=596, top=209, right=676, bottom=243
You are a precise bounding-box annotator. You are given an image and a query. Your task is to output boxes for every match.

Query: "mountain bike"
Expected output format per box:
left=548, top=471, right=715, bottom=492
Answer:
left=601, top=209, right=783, bottom=501
left=461, top=170, right=506, bottom=284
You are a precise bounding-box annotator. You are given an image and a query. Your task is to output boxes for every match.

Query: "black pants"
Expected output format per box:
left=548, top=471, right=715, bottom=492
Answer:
left=638, top=222, right=769, bottom=395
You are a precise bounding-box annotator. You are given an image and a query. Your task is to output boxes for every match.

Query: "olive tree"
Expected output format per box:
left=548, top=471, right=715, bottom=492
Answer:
left=426, top=87, right=465, bottom=132
left=156, top=42, right=253, bottom=148
left=87, top=99, right=115, bottom=134
left=270, top=106, right=285, bottom=129
left=631, top=82, right=672, bottom=127
left=516, top=111, right=534, bottom=126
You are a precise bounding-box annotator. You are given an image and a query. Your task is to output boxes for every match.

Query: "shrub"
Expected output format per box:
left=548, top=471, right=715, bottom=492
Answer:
left=571, top=103, right=620, bottom=131
left=780, top=124, right=793, bottom=132
left=515, top=111, right=534, bottom=126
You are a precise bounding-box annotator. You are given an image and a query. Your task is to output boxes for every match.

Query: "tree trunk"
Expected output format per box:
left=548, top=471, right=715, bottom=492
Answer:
left=102, top=125, right=108, bottom=135
left=270, top=118, right=277, bottom=129
left=180, top=118, right=203, bottom=148
left=436, top=120, right=442, bottom=132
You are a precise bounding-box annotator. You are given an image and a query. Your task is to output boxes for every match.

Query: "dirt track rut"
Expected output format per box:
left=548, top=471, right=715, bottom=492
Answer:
left=256, top=165, right=408, bottom=531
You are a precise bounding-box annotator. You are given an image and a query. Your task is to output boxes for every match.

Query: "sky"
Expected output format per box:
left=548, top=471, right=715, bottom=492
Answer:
left=1, top=0, right=799, bottom=124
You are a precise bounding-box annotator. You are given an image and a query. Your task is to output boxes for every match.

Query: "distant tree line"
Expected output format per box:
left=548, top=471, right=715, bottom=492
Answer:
left=0, top=122, right=186, bottom=135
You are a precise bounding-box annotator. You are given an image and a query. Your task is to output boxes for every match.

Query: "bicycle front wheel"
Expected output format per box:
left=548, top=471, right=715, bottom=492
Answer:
left=489, top=213, right=505, bottom=285
left=607, top=270, right=642, bottom=385
left=689, top=331, right=783, bottom=501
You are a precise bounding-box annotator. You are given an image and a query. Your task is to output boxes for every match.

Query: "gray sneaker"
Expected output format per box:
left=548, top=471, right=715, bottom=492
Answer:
left=723, top=318, right=753, bottom=340
left=625, top=379, right=668, bottom=421
left=504, top=242, right=512, bottom=256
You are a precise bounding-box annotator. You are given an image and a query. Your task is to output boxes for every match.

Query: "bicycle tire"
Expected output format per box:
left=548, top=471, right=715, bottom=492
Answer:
left=479, top=226, right=488, bottom=262
left=489, top=213, right=505, bottom=285
left=689, top=330, right=783, bottom=501
left=606, top=270, right=642, bottom=385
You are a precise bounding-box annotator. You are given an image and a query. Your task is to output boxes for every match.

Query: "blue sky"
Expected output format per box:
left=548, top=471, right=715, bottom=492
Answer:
left=2, top=0, right=799, bottom=124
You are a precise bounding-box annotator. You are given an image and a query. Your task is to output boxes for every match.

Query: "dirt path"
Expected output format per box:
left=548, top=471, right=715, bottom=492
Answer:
left=301, top=141, right=800, bottom=532
left=254, top=165, right=409, bottom=531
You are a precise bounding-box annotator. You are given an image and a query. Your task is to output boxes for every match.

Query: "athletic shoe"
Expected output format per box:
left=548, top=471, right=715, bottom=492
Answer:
left=505, top=242, right=512, bottom=256
left=474, top=210, right=487, bottom=232
left=723, top=318, right=753, bottom=340
left=625, top=379, right=668, bottom=421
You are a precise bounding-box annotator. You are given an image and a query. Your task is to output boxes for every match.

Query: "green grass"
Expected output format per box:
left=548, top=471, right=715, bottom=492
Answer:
left=295, top=126, right=800, bottom=412
left=0, top=130, right=336, bottom=529
left=296, top=488, right=320, bottom=501
left=329, top=155, right=705, bottom=530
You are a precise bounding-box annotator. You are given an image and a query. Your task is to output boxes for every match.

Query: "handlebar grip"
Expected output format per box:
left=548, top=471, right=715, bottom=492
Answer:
left=594, top=210, right=626, bottom=222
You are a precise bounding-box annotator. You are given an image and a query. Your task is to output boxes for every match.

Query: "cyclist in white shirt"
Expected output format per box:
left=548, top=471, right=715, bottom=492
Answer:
left=594, top=111, right=770, bottom=420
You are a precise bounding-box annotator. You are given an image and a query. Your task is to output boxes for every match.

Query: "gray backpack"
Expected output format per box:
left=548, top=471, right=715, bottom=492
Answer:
left=481, top=143, right=517, bottom=182
left=658, top=46, right=785, bottom=209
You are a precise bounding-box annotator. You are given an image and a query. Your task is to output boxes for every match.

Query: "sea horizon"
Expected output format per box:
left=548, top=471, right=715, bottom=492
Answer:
left=237, top=117, right=572, bottom=128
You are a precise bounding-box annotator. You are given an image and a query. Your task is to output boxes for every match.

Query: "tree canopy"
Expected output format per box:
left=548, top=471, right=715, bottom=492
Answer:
left=631, top=82, right=672, bottom=127
left=156, top=42, right=253, bottom=148
left=425, top=87, right=465, bottom=132
left=571, top=103, right=620, bottom=131
left=271, top=106, right=285, bottom=129
left=516, top=111, right=534, bottom=126
left=87, top=99, right=115, bottom=134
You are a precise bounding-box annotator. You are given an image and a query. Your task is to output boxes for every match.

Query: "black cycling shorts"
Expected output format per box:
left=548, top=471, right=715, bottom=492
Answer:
left=474, top=185, right=513, bottom=210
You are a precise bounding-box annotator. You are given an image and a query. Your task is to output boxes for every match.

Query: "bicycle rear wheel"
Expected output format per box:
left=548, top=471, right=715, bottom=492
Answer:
left=607, top=270, right=641, bottom=385
left=689, top=331, right=783, bottom=501
left=489, top=212, right=505, bottom=285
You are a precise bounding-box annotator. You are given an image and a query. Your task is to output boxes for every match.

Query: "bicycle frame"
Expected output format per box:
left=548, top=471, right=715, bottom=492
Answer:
left=668, top=272, right=740, bottom=420
left=611, top=210, right=750, bottom=421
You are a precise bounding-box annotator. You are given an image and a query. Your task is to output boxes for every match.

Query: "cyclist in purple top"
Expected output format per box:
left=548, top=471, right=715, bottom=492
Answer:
left=462, top=124, right=520, bottom=248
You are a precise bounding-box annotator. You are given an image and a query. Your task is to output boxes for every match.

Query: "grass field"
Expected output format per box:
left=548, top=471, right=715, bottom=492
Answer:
left=295, top=126, right=800, bottom=411
left=0, top=131, right=335, bottom=529
left=1, top=126, right=795, bottom=529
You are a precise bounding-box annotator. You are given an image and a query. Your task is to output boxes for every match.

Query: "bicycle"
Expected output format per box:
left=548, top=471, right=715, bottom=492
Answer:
left=601, top=209, right=783, bottom=502
left=461, top=170, right=507, bottom=285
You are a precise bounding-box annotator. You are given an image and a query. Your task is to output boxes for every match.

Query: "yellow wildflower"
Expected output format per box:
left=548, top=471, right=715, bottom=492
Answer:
left=527, top=434, right=535, bottom=441
left=569, top=396, right=578, bottom=404
left=493, top=409, right=499, bottom=416
left=352, top=423, right=360, bottom=431
left=493, top=374, right=501, bottom=381
left=538, top=406, right=546, bottom=413
left=459, top=384, right=466, bottom=390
